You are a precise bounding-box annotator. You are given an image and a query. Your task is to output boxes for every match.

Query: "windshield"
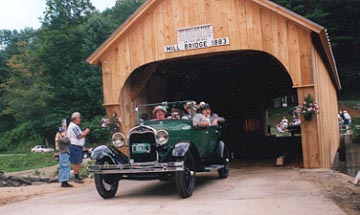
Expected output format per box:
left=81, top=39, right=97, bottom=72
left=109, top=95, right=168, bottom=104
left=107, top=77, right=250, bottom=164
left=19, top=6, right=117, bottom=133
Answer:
left=136, top=101, right=196, bottom=123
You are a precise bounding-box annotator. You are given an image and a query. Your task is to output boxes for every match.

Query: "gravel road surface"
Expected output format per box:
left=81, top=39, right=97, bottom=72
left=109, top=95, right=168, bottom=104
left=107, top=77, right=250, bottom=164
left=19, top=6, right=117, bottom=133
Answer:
left=1, top=168, right=348, bottom=215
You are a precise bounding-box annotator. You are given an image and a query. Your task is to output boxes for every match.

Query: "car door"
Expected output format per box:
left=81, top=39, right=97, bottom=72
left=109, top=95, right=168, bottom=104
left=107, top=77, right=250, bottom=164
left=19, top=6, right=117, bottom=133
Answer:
left=34, top=146, right=40, bottom=152
left=193, top=126, right=219, bottom=158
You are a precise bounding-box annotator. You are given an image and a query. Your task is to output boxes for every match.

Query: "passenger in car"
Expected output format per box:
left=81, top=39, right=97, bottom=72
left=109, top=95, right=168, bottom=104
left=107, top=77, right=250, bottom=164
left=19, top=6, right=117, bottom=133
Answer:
left=182, top=101, right=197, bottom=120
left=170, top=108, right=181, bottom=119
left=152, top=106, right=167, bottom=121
left=182, top=101, right=211, bottom=126
left=193, top=113, right=211, bottom=127
left=201, top=103, right=225, bottom=126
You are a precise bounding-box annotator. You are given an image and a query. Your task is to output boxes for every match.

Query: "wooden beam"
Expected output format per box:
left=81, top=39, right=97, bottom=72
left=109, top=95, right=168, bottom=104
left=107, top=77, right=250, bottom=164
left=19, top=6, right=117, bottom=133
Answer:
left=103, top=103, right=120, bottom=107
left=292, top=84, right=315, bottom=89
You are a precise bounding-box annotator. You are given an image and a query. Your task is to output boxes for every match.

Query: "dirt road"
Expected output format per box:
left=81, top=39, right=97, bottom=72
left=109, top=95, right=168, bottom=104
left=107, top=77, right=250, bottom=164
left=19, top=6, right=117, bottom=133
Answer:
left=0, top=167, right=355, bottom=215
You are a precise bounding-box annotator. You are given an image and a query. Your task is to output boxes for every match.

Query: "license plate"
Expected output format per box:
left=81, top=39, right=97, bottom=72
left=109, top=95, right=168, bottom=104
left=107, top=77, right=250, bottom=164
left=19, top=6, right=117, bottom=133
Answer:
left=132, top=143, right=151, bottom=154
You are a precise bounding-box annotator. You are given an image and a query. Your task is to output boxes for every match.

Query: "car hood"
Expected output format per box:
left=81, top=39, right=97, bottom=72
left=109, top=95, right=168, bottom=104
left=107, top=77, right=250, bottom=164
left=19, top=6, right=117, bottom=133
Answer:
left=144, top=120, right=192, bottom=132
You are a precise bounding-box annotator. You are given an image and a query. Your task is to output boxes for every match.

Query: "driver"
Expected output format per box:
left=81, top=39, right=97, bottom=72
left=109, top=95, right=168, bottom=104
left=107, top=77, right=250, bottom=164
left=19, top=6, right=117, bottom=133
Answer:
left=152, top=106, right=167, bottom=121
left=201, top=103, right=224, bottom=126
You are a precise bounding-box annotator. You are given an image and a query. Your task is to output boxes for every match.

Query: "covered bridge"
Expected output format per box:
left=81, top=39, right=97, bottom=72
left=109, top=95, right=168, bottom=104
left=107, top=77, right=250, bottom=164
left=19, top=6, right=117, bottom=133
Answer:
left=87, top=0, right=341, bottom=168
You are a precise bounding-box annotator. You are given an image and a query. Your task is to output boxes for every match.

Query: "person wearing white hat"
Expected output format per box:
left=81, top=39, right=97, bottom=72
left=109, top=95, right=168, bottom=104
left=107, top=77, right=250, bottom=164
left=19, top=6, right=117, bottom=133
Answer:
left=67, top=112, right=90, bottom=183
left=152, top=106, right=167, bottom=121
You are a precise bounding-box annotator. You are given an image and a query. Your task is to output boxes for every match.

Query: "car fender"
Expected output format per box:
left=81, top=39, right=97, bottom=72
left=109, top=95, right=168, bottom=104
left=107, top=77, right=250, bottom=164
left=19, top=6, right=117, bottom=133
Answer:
left=218, top=141, right=225, bottom=158
left=172, top=142, right=191, bottom=157
left=91, top=145, right=128, bottom=164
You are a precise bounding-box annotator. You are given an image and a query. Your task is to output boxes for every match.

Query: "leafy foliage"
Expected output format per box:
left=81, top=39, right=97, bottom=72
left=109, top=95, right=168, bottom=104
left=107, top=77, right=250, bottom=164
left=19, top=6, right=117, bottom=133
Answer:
left=0, top=121, right=42, bottom=152
left=0, top=0, right=144, bottom=152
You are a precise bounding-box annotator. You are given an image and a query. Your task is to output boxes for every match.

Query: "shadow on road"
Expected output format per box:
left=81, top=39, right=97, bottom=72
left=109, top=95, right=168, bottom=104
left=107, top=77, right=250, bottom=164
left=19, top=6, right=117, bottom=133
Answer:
left=115, top=174, right=219, bottom=199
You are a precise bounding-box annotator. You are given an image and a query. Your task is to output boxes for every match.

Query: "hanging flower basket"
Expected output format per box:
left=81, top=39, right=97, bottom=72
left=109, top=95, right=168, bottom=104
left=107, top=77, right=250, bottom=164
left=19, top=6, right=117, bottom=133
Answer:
left=304, top=113, right=313, bottom=121
left=294, top=94, right=319, bottom=121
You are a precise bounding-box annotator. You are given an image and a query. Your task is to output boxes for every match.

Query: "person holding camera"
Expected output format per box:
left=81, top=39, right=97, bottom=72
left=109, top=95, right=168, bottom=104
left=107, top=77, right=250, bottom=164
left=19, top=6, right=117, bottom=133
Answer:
left=67, top=112, right=90, bottom=183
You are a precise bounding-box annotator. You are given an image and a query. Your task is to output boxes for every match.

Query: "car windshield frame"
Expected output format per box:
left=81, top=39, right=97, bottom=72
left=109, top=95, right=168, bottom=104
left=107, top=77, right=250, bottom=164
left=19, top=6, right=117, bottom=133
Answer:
left=136, top=101, right=196, bottom=124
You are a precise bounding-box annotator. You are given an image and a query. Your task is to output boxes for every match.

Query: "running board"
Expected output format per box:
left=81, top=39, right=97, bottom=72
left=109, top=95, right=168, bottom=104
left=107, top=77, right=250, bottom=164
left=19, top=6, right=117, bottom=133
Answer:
left=204, top=165, right=224, bottom=172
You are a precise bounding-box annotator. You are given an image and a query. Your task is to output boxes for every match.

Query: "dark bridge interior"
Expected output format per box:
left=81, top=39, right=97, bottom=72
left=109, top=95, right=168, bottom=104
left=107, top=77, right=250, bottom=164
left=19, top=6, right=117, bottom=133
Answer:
left=137, top=51, right=302, bottom=163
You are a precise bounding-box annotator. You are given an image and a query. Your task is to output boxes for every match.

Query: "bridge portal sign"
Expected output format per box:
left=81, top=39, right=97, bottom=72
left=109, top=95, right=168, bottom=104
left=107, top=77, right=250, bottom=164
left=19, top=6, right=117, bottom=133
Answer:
left=164, top=24, right=230, bottom=53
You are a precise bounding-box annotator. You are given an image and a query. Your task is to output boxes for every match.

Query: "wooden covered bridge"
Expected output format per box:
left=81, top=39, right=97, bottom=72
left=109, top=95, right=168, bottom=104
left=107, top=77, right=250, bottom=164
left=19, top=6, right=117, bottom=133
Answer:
left=87, top=0, right=341, bottom=168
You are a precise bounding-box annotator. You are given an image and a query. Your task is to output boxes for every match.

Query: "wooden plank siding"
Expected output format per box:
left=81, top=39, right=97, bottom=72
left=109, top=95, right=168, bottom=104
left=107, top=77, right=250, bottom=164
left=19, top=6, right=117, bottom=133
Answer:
left=101, top=0, right=315, bottom=114
left=90, top=0, right=340, bottom=168
left=313, top=48, right=340, bottom=168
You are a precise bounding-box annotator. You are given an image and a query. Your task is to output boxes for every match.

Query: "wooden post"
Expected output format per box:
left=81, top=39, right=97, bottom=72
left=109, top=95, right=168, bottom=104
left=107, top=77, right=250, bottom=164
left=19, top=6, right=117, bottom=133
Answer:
left=297, top=87, right=321, bottom=168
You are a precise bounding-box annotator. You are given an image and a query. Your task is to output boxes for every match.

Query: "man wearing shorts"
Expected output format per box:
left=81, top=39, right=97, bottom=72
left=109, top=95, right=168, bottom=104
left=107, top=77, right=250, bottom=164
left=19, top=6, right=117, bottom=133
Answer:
left=67, top=112, right=90, bottom=183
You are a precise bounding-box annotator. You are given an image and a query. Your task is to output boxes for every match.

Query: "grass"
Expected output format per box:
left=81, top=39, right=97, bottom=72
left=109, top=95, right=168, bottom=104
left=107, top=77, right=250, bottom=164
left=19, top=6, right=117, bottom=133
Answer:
left=0, top=152, right=57, bottom=173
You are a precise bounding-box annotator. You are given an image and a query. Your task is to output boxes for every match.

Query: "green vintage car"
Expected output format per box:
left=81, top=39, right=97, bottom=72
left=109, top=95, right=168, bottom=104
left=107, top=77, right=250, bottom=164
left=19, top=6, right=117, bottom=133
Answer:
left=88, top=101, right=229, bottom=199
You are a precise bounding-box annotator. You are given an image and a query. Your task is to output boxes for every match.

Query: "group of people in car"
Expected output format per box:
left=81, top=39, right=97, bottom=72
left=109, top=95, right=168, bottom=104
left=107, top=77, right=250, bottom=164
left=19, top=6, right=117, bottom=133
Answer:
left=151, top=101, right=225, bottom=126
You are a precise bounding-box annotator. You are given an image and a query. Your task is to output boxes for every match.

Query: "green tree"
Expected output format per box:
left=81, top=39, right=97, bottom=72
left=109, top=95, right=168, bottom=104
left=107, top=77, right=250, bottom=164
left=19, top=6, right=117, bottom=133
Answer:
left=272, top=0, right=329, bottom=24
left=323, top=1, right=360, bottom=99
left=0, top=28, right=37, bottom=133
left=1, top=41, right=52, bottom=122
left=0, top=37, right=53, bottom=151
left=42, top=0, right=95, bottom=26
left=37, top=0, right=99, bottom=118
left=0, top=0, right=157, bottom=152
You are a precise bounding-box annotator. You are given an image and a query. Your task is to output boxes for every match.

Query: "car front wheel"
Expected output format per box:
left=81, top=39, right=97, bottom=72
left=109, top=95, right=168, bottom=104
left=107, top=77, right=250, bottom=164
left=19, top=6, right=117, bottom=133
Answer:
left=94, top=159, right=119, bottom=199
left=175, top=152, right=196, bottom=198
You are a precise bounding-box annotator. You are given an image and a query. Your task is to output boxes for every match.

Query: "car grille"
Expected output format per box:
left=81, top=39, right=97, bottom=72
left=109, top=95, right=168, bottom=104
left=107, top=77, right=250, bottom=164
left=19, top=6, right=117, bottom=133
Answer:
left=129, top=132, right=157, bottom=162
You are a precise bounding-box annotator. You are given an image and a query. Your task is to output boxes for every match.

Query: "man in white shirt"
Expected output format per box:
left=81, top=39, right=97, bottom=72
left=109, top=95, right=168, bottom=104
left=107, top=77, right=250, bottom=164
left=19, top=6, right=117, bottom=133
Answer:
left=67, top=112, right=90, bottom=183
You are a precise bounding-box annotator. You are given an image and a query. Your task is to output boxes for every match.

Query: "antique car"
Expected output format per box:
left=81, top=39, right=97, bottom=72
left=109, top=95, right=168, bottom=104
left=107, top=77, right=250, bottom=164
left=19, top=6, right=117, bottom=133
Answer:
left=88, top=101, right=229, bottom=199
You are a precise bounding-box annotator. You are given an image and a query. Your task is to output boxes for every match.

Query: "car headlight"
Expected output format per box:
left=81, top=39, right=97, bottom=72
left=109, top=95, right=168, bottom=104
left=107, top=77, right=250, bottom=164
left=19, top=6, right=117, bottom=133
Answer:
left=112, top=132, right=126, bottom=147
left=156, top=130, right=169, bottom=146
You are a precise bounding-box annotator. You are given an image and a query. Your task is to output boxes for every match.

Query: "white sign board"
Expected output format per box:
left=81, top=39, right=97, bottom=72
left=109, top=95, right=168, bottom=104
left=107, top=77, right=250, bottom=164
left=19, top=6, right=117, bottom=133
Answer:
left=164, top=24, right=230, bottom=53
left=178, top=24, right=213, bottom=49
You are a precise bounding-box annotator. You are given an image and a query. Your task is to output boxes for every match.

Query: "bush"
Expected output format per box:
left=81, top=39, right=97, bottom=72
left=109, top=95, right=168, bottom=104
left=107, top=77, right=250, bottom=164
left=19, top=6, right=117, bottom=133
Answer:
left=0, top=121, right=42, bottom=153
left=352, top=117, right=360, bottom=126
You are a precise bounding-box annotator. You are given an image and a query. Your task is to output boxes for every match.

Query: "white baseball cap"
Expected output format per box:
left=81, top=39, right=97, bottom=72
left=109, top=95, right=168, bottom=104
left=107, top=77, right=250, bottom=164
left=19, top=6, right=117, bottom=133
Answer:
left=71, top=112, right=81, bottom=120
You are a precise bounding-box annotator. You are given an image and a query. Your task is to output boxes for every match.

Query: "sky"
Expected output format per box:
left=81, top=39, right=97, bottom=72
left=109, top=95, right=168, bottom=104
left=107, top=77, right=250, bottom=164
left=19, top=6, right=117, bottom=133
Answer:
left=0, top=0, right=117, bottom=30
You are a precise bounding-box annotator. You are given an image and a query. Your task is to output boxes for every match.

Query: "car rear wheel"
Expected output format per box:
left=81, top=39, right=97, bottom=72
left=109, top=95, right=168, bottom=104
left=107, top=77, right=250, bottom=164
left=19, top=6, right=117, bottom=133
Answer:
left=218, top=146, right=230, bottom=179
left=175, top=152, right=196, bottom=198
left=94, top=159, right=119, bottom=199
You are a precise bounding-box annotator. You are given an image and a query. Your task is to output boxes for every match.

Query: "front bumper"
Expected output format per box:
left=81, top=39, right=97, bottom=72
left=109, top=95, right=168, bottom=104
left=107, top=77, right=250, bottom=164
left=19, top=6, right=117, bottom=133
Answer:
left=88, top=161, right=184, bottom=174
